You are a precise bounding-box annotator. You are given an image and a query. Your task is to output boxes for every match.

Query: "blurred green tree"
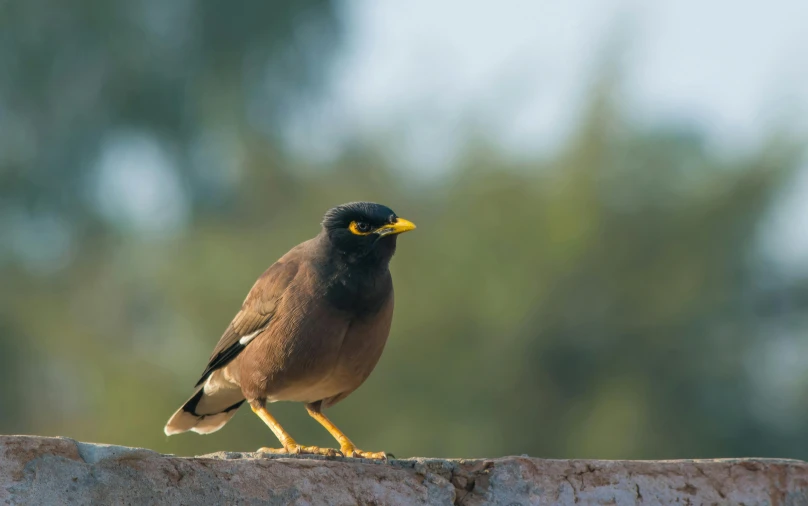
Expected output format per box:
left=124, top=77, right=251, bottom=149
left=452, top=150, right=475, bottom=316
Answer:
left=0, top=0, right=341, bottom=431
left=1, top=2, right=807, bottom=462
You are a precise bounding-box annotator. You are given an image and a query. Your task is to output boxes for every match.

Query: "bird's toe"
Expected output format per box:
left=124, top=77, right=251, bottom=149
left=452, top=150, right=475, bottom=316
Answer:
left=299, top=445, right=342, bottom=457
left=357, top=450, right=388, bottom=460
left=256, top=447, right=288, bottom=454
left=341, top=445, right=388, bottom=460
left=257, top=444, right=340, bottom=457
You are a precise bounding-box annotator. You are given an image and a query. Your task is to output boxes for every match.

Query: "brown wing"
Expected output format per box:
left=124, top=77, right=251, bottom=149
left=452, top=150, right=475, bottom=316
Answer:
left=194, top=258, right=299, bottom=387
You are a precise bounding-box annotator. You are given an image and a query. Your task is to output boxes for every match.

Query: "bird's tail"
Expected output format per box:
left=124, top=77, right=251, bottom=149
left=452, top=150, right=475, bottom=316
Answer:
left=164, top=372, right=245, bottom=436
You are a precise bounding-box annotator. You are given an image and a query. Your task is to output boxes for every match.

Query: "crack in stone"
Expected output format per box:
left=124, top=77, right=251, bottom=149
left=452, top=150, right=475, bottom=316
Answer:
left=562, top=476, right=580, bottom=503
left=694, top=464, right=727, bottom=499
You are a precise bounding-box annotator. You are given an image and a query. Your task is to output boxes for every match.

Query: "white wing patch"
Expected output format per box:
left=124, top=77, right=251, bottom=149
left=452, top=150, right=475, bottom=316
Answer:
left=238, top=329, right=261, bottom=346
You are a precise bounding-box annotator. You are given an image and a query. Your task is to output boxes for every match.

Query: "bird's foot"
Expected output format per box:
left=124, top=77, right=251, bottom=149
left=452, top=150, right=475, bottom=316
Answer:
left=257, top=444, right=343, bottom=457
left=340, top=444, right=388, bottom=460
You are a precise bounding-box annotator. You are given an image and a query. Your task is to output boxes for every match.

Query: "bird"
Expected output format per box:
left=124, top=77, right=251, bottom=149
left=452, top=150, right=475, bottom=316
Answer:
left=164, top=202, right=416, bottom=459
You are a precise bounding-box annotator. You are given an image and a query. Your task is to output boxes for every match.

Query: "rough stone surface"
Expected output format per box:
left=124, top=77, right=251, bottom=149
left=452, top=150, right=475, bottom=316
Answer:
left=1, top=436, right=807, bottom=505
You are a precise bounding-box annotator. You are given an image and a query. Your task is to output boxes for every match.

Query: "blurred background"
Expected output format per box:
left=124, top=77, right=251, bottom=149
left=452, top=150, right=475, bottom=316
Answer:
left=2, top=0, right=808, bottom=461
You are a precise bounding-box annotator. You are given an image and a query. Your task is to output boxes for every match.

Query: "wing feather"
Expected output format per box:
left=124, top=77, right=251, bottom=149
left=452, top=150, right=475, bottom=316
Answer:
left=194, top=259, right=299, bottom=387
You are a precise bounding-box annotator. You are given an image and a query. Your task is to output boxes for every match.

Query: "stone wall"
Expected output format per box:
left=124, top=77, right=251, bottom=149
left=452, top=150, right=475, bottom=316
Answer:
left=1, top=436, right=806, bottom=505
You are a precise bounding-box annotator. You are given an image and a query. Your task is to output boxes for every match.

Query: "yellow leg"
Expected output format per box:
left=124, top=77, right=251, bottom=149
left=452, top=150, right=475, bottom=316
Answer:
left=305, top=403, right=387, bottom=459
left=250, top=401, right=341, bottom=457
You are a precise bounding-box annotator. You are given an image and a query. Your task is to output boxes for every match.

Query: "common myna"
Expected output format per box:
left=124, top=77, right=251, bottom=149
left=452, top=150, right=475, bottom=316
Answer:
left=165, top=202, right=415, bottom=459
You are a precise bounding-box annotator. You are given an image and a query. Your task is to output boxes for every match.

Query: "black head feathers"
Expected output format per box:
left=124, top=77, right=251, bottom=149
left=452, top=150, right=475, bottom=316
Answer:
left=322, top=202, right=398, bottom=231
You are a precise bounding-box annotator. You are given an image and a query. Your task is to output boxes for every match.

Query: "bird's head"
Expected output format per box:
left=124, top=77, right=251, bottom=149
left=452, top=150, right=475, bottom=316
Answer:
left=321, top=202, right=416, bottom=264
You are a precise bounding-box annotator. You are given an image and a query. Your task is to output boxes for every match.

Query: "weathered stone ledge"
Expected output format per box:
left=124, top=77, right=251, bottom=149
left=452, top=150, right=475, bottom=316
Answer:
left=1, top=435, right=806, bottom=505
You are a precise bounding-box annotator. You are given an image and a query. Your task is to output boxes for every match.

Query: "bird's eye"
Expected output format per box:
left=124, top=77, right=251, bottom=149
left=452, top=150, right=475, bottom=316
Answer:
left=350, top=221, right=373, bottom=235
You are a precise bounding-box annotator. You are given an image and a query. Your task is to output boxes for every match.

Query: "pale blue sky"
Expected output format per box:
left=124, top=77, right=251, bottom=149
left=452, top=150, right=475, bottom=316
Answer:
left=288, top=0, right=807, bottom=168
left=286, top=0, right=808, bottom=271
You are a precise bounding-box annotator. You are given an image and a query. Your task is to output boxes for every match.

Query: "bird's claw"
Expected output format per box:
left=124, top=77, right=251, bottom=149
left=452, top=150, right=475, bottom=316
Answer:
left=340, top=445, right=389, bottom=460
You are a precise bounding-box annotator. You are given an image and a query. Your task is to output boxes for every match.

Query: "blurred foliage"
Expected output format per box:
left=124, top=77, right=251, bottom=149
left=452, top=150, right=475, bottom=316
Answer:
left=0, top=0, right=340, bottom=222
left=2, top=1, right=808, bottom=462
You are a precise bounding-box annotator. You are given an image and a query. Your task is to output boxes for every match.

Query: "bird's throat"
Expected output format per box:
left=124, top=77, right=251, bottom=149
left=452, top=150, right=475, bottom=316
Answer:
left=321, top=260, right=393, bottom=317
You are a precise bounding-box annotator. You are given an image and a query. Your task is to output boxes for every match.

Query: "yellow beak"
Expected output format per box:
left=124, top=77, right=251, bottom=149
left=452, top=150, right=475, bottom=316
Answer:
left=376, top=217, right=417, bottom=237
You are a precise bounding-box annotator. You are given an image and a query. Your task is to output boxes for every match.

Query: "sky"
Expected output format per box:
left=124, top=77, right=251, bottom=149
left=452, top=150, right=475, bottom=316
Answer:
left=291, top=0, right=808, bottom=270
left=286, top=0, right=808, bottom=169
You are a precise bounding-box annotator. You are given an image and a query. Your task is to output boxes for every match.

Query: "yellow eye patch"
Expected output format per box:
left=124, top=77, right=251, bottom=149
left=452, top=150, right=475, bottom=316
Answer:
left=349, top=221, right=374, bottom=235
